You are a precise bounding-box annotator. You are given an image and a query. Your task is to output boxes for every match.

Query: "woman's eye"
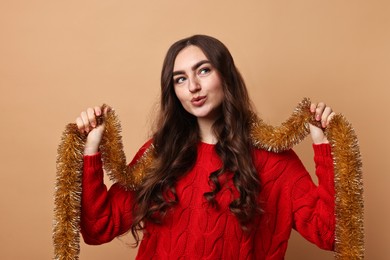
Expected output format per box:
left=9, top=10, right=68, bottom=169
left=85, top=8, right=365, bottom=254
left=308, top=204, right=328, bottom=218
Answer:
left=174, top=77, right=186, bottom=84
left=199, top=67, right=210, bottom=75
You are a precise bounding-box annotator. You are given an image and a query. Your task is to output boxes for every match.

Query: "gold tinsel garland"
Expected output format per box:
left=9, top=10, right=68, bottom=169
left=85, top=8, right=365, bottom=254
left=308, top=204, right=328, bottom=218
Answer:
left=53, top=98, right=364, bottom=259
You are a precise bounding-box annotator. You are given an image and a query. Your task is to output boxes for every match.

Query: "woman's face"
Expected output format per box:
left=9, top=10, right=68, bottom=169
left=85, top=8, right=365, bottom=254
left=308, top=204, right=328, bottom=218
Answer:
left=173, top=45, right=224, bottom=123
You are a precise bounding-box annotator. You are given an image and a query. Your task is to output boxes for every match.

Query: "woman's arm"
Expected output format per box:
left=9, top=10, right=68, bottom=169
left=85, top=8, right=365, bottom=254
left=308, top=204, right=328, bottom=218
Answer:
left=291, top=144, right=335, bottom=250
left=291, top=101, right=336, bottom=249
left=290, top=102, right=336, bottom=249
left=76, top=106, right=153, bottom=244
left=80, top=153, right=135, bottom=245
left=79, top=137, right=153, bottom=244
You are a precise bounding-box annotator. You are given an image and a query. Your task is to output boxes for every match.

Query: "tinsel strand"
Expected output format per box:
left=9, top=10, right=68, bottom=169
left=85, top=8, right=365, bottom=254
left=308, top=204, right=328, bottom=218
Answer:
left=250, top=97, right=320, bottom=152
left=99, top=107, right=128, bottom=187
left=53, top=124, right=86, bottom=260
left=327, top=114, right=364, bottom=260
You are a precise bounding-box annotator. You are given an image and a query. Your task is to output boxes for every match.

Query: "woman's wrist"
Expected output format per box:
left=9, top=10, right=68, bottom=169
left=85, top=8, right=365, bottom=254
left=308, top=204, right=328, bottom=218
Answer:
left=312, top=136, right=329, bottom=145
left=84, top=145, right=99, bottom=155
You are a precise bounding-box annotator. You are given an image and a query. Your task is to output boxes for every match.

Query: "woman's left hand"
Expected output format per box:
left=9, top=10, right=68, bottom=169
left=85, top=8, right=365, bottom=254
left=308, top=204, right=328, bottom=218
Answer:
left=309, top=102, right=335, bottom=144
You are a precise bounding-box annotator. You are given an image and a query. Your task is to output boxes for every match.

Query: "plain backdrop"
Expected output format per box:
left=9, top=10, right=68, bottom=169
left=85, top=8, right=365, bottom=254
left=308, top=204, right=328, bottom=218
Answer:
left=0, top=0, right=389, bottom=259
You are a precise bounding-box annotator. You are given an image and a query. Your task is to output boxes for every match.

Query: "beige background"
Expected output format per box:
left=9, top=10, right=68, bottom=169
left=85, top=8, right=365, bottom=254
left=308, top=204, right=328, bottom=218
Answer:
left=0, top=0, right=389, bottom=259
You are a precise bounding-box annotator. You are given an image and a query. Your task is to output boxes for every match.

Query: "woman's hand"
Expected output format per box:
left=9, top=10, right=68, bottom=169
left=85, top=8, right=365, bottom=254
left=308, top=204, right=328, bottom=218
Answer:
left=76, top=106, right=110, bottom=155
left=309, top=102, right=335, bottom=144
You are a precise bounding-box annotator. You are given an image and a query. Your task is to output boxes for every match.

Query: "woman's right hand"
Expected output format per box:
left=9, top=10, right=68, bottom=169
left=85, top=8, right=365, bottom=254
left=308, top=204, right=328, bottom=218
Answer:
left=76, top=106, right=110, bottom=155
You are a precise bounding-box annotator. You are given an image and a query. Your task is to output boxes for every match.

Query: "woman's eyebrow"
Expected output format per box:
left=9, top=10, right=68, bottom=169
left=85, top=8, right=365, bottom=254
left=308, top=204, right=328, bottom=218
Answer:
left=173, top=60, right=211, bottom=76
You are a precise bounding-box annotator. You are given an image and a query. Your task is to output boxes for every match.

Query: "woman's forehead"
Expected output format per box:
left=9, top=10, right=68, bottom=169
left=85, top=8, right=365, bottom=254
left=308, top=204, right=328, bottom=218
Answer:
left=173, top=46, right=208, bottom=71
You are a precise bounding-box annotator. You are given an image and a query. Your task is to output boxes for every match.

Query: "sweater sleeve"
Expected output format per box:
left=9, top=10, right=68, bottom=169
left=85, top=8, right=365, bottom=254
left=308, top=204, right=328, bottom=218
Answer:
left=291, top=143, right=335, bottom=250
left=80, top=140, right=152, bottom=245
left=80, top=153, right=135, bottom=245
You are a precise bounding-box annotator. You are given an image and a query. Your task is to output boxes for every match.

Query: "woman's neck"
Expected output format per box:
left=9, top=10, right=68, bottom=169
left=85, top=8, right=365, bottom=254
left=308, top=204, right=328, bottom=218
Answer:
left=197, top=117, right=217, bottom=144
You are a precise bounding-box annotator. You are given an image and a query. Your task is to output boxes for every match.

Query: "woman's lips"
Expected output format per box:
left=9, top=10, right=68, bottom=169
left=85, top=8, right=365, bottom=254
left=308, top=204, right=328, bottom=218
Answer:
left=191, top=96, right=206, bottom=106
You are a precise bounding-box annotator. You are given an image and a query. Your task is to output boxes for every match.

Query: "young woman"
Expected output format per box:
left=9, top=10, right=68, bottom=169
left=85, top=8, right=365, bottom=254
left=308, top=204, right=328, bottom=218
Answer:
left=77, top=35, right=335, bottom=259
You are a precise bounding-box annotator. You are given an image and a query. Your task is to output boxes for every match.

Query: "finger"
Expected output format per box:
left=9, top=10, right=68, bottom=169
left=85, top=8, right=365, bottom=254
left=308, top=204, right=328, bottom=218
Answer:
left=87, top=107, right=97, bottom=128
left=321, top=107, right=333, bottom=127
left=325, top=111, right=335, bottom=127
left=80, top=111, right=91, bottom=133
left=94, top=106, right=102, bottom=117
left=315, top=102, right=326, bottom=121
left=103, top=106, right=111, bottom=115
left=76, top=117, right=85, bottom=133
left=310, top=103, right=317, bottom=113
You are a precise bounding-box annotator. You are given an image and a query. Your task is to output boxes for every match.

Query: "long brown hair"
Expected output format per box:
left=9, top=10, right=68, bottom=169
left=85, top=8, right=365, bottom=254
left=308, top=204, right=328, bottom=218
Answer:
left=131, top=35, right=260, bottom=245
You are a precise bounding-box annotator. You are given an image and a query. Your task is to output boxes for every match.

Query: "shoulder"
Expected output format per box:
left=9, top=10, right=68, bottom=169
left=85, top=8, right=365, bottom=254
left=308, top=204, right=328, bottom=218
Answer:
left=251, top=146, right=302, bottom=167
left=128, top=139, right=154, bottom=166
left=138, top=139, right=154, bottom=153
left=251, top=146, right=307, bottom=183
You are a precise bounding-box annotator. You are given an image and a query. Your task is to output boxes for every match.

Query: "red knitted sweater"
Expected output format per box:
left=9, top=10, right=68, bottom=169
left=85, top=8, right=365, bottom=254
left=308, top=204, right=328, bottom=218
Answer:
left=81, top=142, right=335, bottom=260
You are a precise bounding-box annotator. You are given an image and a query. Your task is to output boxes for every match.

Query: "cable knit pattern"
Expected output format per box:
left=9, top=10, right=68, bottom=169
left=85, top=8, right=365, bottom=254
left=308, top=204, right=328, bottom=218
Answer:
left=81, top=142, right=335, bottom=260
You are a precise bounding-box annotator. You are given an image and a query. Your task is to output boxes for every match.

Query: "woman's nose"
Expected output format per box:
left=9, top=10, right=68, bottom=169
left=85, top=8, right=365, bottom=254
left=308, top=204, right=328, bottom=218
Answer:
left=188, top=77, right=201, bottom=93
